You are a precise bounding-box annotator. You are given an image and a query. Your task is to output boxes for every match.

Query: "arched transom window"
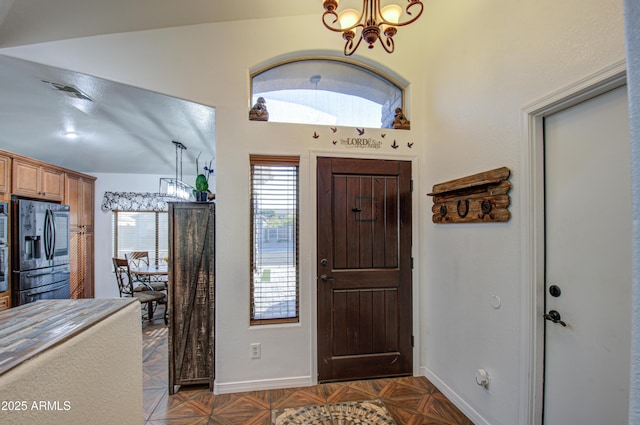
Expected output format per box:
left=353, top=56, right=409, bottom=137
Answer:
left=251, top=58, right=404, bottom=128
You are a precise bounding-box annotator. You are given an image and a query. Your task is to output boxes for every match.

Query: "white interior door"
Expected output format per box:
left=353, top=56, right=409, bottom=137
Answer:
left=543, top=85, right=631, bottom=424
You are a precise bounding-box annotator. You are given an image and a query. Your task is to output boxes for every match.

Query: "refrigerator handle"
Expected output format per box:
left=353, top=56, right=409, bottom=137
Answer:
left=44, top=209, right=53, bottom=260
left=50, top=210, right=56, bottom=260
left=42, top=210, right=49, bottom=260
left=43, top=210, right=49, bottom=260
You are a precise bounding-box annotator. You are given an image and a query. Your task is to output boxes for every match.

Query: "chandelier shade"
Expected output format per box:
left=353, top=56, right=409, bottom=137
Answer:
left=322, top=0, right=424, bottom=56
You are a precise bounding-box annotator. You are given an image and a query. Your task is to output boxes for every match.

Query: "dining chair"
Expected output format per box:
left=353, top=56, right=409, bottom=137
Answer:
left=112, top=257, right=167, bottom=324
left=125, top=251, right=166, bottom=292
left=126, top=251, right=150, bottom=267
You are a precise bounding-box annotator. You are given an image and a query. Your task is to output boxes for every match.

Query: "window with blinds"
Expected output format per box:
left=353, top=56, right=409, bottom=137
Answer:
left=250, top=155, right=300, bottom=325
left=112, top=211, right=168, bottom=265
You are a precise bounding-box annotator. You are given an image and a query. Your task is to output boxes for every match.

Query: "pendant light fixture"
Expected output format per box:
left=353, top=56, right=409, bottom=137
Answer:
left=322, top=0, right=424, bottom=56
left=159, top=140, right=194, bottom=200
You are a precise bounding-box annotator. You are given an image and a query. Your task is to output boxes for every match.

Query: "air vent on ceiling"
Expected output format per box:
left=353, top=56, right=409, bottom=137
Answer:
left=41, top=80, right=93, bottom=101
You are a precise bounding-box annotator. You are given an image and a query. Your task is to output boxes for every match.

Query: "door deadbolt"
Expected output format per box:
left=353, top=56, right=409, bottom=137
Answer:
left=320, top=258, right=328, bottom=267
left=549, top=285, right=562, bottom=297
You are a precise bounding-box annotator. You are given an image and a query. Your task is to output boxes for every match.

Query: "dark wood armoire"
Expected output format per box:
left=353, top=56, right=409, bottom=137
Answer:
left=168, top=202, right=215, bottom=394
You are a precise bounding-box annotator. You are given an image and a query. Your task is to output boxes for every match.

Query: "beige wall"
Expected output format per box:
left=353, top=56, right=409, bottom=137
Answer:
left=624, top=0, right=640, bottom=421
left=0, top=302, right=142, bottom=425
left=0, top=1, right=627, bottom=423
left=419, top=1, right=626, bottom=424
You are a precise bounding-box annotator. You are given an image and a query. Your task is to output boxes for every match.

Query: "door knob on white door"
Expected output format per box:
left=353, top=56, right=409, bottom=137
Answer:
left=544, top=310, right=567, bottom=327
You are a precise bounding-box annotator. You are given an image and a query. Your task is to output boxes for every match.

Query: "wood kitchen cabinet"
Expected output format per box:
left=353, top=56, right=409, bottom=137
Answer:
left=0, top=154, right=10, bottom=198
left=0, top=296, right=9, bottom=311
left=66, top=173, right=95, bottom=232
left=12, top=158, right=64, bottom=201
left=0, top=154, right=10, bottom=310
left=69, top=231, right=93, bottom=299
left=168, top=202, right=215, bottom=394
left=0, top=149, right=96, bottom=309
left=65, top=173, right=96, bottom=299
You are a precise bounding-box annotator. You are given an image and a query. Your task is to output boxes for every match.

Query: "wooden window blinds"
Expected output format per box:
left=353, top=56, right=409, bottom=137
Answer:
left=250, top=155, right=300, bottom=325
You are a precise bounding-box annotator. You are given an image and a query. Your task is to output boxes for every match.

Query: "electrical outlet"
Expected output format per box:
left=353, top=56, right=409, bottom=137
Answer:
left=250, top=343, right=261, bottom=359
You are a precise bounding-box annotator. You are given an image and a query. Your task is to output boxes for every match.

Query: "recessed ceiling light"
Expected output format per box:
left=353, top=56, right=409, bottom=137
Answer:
left=64, top=131, right=79, bottom=139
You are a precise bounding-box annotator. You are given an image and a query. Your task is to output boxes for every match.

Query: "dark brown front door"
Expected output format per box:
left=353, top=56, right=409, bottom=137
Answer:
left=317, top=157, right=412, bottom=382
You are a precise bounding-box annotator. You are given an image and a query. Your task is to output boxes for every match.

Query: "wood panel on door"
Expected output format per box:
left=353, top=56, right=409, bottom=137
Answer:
left=317, top=157, right=412, bottom=382
left=168, top=203, right=215, bottom=394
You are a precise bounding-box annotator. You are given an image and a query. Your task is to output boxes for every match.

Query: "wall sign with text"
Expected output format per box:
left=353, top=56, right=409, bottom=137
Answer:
left=311, top=127, right=414, bottom=150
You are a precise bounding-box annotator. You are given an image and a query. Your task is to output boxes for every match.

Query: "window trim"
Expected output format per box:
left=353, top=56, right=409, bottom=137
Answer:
left=249, top=154, right=300, bottom=326
left=249, top=55, right=407, bottom=126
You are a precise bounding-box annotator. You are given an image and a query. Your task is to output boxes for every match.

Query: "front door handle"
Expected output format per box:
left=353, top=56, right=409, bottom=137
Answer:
left=320, top=274, right=334, bottom=282
left=544, top=310, right=567, bottom=327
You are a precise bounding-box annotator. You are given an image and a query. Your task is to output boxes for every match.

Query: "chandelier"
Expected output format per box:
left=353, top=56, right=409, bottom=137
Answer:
left=322, top=0, right=424, bottom=56
left=159, top=140, right=194, bottom=201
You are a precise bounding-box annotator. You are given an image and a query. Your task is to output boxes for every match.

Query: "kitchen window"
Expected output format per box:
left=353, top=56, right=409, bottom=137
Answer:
left=112, top=211, right=168, bottom=265
left=250, top=155, right=299, bottom=325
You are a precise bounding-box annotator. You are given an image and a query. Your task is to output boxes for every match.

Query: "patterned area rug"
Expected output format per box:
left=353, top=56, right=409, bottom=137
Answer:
left=272, top=400, right=396, bottom=425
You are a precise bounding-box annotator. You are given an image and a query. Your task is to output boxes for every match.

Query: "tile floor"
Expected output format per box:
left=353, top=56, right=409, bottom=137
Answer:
left=142, top=318, right=474, bottom=425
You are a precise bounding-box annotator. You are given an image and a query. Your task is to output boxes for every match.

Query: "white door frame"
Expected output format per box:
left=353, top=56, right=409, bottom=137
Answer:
left=518, top=59, right=627, bottom=425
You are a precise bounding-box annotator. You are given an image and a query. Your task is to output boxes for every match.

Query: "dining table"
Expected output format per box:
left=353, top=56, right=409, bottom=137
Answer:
left=130, top=263, right=168, bottom=289
left=130, top=263, right=167, bottom=277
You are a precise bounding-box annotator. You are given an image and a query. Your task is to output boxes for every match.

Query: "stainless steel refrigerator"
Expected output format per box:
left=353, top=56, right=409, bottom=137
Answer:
left=11, top=197, right=71, bottom=306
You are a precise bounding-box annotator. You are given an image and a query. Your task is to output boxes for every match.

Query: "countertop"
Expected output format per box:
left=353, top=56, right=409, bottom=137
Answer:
left=0, top=298, right=137, bottom=376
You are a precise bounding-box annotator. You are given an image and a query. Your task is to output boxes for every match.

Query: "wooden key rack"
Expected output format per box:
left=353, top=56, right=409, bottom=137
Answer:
left=428, top=167, right=511, bottom=224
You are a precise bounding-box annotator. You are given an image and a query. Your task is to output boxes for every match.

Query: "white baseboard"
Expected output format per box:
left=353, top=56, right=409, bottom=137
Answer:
left=214, top=376, right=313, bottom=394
left=420, top=366, right=490, bottom=425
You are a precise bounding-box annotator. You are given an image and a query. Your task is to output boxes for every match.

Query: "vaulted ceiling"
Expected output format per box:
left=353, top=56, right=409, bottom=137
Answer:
left=0, top=1, right=318, bottom=48
left=0, top=0, right=318, bottom=175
